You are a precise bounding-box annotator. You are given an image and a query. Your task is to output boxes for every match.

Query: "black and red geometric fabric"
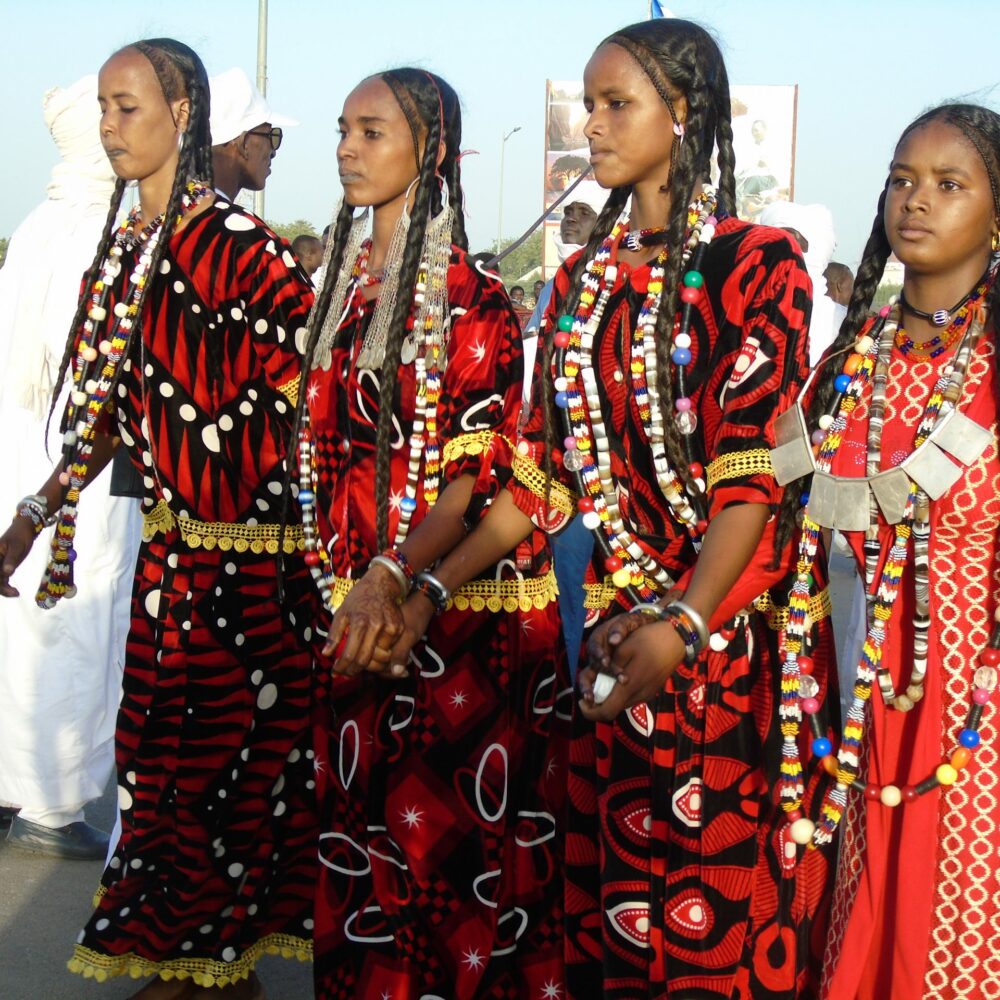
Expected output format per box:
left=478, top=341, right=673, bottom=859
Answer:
left=307, top=251, right=570, bottom=998
left=512, top=218, right=836, bottom=998
left=67, top=202, right=321, bottom=987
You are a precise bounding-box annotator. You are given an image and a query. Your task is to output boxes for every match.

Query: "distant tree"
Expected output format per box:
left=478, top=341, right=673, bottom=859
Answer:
left=0, top=237, right=8, bottom=270
left=266, top=218, right=318, bottom=242
left=496, top=230, right=543, bottom=286
left=872, top=282, right=902, bottom=310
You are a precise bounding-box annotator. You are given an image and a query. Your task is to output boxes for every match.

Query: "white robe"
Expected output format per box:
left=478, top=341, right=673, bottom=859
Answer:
left=0, top=77, right=141, bottom=827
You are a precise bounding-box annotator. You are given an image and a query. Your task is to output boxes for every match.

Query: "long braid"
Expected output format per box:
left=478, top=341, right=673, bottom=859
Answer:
left=46, top=177, right=127, bottom=446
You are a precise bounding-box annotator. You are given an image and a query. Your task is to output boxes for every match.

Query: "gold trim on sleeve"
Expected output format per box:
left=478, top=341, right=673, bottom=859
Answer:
left=706, top=448, right=774, bottom=491
left=442, top=431, right=506, bottom=466
left=511, top=451, right=576, bottom=516
left=755, top=587, right=832, bottom=630
left=277, top=375, right=300, bottom=407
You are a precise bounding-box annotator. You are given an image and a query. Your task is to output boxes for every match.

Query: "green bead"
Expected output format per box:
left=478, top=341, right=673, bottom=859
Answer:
left=557, top=314, right=574, bottom=332
left=682, top=270, right=704, bottom=289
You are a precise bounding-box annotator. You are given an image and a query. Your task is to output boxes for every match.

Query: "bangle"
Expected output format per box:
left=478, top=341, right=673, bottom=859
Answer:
left=628, top=603, right=670, bottom=621
left=15, top=494, right=54, bottom=536
left=662, top=609, right=700, bottom=666
left=664, top=599, right=710, bottom=653
left=381, top=545, right=414, bottom=586
left=413, top=570, right=450, bottom=615
left=369, top=554, right=411, bottom=602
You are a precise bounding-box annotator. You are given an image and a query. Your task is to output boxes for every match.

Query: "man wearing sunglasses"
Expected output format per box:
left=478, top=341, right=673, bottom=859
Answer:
left=208, top=67, right=299, bottom=203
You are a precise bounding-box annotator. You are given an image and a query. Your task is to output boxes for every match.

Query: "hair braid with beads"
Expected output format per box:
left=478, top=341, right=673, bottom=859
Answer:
left=47, top=37, right=213, bottom=444
left=541, top=18, right=737, bottom=504
left=285, top=69, right=466, bottom=552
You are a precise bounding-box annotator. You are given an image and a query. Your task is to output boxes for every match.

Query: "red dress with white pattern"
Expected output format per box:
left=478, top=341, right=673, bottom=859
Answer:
left=68, top=203, right=320, bottom=987
left=821, top=329, right=1000, bottom=1000
left=511, top=218, right=836, bottom=999
left=308, top=251, right=570, bottom=999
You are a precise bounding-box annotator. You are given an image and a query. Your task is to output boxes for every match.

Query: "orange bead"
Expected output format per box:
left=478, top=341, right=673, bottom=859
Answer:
left=950, top=747, right=973, bottom=770
left=843, top=353, right=864, bottom=376
left=822, top=754, right=839, bottom=776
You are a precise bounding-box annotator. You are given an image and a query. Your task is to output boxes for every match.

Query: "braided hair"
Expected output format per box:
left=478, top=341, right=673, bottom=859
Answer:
left=807, top=102, right=1000, bottom=427
left=540, top=18, right=737, bottom=499
left=289, top=69, right=467, bottom=551
left=47, top=38, right=213, bottom=442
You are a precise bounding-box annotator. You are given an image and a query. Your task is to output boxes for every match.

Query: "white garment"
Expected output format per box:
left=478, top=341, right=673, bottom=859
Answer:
left=0, top=76, right=141, bottom=828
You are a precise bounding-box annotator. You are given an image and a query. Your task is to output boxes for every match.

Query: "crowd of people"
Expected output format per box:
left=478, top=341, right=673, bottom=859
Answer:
left=0, top=13, right=997, bottom=1000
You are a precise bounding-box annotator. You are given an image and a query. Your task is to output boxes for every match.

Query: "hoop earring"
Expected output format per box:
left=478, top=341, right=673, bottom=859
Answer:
left=992, top=230, right=1000, bottom=253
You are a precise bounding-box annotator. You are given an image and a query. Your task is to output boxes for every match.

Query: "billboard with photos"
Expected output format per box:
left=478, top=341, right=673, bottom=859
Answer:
left=541, top=80, right=798, bottom=277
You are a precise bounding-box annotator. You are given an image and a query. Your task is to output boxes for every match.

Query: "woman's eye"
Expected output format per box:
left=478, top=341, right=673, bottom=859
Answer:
left=610, top=100, right=627, bottom=110
left=364, top=130, right=381, bottom=140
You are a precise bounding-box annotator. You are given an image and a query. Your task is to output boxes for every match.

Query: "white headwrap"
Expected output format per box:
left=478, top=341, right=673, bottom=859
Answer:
left=0, top=76, right=116, bottom=418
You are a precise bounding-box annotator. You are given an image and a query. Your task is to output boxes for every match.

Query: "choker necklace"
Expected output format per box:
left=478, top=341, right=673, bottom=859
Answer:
left=900, top=285, right=978, bottom=328
left=622, top=226, right=668, bottom=252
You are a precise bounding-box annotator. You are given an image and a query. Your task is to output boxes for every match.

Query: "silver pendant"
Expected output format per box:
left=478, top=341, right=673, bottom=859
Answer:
left=869, top=467, right=911, bottom=525
left=808, top=472, right=869, bottom=531
left=903, top=440, right=962, bottom=500
left=931, top=409, right=992, bottom=467
left=770, top=406, right=815, bottom=485
left=400, top=335, right=418, bottom=366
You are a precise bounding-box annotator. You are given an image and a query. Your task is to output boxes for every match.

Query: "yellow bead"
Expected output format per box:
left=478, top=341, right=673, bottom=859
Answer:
left=936, top=763, right=958, bottom=786
left=611, top=568, right=631, bottom=588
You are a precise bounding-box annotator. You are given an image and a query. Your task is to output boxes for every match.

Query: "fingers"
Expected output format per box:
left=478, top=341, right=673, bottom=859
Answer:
left=578, top=668, right=631, bottom=722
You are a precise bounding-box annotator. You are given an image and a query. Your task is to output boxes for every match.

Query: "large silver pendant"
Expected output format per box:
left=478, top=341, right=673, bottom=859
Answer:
left=400, top=335, right=418, bottom=366
left=808, top=471, right=869, bottom=531
left=931, top=409, right=993, bottom=467
left=771, top=405, right=816, bottom=485
left=869, top=468, right=910, bottom=524
left=903, top=440, right=962, bottom=500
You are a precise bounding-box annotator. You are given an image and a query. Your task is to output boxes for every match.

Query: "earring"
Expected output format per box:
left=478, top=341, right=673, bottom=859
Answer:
left=992, top=230, right=1000, bottom=253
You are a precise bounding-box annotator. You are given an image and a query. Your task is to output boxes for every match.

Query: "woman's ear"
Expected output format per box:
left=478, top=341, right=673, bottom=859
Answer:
left=171, top=97, right=191, bottom=135
left=436, top=137, right=447, bottom=171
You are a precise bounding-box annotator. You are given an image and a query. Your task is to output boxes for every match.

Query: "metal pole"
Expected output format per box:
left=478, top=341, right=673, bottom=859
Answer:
left=254, top=0, right=268, bottom=219
left=496, top=126, right=521, bottom=255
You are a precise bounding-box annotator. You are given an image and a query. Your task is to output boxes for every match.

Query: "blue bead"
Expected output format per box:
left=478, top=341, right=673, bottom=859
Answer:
left=400, top=497, right=418, bottom=512
left=812, top=737, right=832, bottom=758
left=671, top=347, right=692, bottom=366
left=834, top=374, right=851, bottom=393
left=297, top=490, right=315, bottom=503
left=799, top=492, right=810, bottom=506
left=554, top=391, right=569, bottom=408
left=68, top=548, right=78, bottom=562
left=959, top=728, right=981, bottom=749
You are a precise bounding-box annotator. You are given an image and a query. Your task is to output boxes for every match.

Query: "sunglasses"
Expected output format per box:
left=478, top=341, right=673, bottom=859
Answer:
left=246, top=126, right=283, bottom=151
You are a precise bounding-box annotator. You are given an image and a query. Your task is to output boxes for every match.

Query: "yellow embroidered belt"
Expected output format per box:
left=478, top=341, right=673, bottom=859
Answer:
left=583, top=574, right=831, bottom=631
left=142, top=500, right=304, bottom=554
left=329, top=569, right=559, bottom=614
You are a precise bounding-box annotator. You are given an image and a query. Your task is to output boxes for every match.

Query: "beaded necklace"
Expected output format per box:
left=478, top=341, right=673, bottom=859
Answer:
left=622, top=225, right=667, bottom=251
left=37, top=182, right=209, bottom=609
left=778, top=287, right=994, bottom=849
left=298, top=209, right=452, bottom=608
left=552, top=189, right=718, bottom=606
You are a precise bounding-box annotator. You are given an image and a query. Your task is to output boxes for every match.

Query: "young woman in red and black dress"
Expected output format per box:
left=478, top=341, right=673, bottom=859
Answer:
left=296, top=69, right=569, bottom=998
left=425, top=18, right=837, bottom=999
left=0, top=38, right=317, bottom=1000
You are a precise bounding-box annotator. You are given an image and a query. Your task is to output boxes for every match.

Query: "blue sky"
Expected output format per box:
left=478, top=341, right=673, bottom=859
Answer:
left=3, top=0, right=999, bottom=267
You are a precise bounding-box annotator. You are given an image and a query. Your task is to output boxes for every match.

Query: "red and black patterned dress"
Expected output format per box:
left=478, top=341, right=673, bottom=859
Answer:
left=67, top=202, right=320, bottom=987
left=511, top=218, right=836, bottom=998
left=308, top=251, right=570, bottom=999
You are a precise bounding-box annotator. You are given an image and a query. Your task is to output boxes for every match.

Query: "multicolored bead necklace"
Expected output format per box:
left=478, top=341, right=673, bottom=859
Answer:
left=37, top=181, right=209, bottom=609
left=779, top=288, right=993, bottom=848
left=622, top=225, right=668, bottom=251
left=552, top=188, right=718, bottom=606
left=297, top=225, right=451, bottom=608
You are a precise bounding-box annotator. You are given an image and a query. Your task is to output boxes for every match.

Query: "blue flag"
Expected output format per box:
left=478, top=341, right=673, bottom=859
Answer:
left=650, top=0, right=672, bottom=15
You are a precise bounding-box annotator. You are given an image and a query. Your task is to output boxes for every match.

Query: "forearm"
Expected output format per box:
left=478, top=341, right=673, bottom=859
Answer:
left=26, top=431, right=119, bottom=514
left=424, top=490, right=535, bottom=594
left=395, top=475, right=475, bottom=574
left=676, top=503, right=770, bottom=623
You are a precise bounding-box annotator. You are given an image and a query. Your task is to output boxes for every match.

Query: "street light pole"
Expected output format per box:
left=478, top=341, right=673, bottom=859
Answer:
left=496, top=126, right=522, bottom=255
left=254, top=0, right=268, bottom=220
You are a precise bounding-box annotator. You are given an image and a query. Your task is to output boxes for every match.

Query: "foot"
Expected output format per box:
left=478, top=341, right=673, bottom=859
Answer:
left=127, top=978, right=195, bottom=999
left=6, top=814, right=109, bottom=860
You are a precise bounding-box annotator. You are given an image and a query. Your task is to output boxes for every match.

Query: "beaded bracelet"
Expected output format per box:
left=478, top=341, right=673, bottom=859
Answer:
left=664, top=599, right=710, bottom=652
left=369, top=554, right=411, bottom=602
left=381, top=545, right=414, bottom=587
left=15, top=495, right=54, bottom=536
left=661, top=607, right=700, bottom=666
left=413, top=570, right=450, bottom=615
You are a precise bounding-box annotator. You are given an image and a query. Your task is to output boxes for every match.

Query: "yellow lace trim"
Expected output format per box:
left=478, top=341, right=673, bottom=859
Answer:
left=584, top=574, right=661, bottom=611
left=277, top=375, right=300, bottom=407
left=142, top=500, right=304, bottom=554
left=755, top=587, right=832, bottom=631
left=512, top=451, right=576, bottom=516
left=68, top=933, right=311, bottom=987
left=706, top=448, right=774, bottom=491
left=329, top=569, right=559, bottom=613
left=442, top=430, right=510, bottom=466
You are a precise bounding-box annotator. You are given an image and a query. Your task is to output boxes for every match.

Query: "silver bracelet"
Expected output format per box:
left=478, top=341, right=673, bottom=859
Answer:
left=663, top=598, right=710, bottom=653
left=413, top=570, right=450, bottom=615
left=628, top=603, right=670, bottom=621
left=368, top=554, right=411, bottom=602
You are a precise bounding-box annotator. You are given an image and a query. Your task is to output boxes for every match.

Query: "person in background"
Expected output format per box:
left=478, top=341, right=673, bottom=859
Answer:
left=0, top=76, right=142, bottom=860
left=825, top=259, right=855, bottom=307
left=509, top=283, right=526, bottom=304
left=291, top=233, right=323, bottom=278
left=532, top=278, right=545, bottom=304
left=208, top=67, right=298, bottom=203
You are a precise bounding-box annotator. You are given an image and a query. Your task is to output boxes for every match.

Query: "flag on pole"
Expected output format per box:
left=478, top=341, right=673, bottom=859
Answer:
left=649, top=0, right=674, bottom=16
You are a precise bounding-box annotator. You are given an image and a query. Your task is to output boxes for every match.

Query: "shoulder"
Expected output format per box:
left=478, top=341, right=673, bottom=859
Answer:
left=708, top=216, right=806, bottom=276
left=447, top=248, right=517, bottom=319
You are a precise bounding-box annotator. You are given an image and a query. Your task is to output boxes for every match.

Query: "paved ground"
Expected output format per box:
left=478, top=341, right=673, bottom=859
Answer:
left=0, top=555, right=860, bottom=999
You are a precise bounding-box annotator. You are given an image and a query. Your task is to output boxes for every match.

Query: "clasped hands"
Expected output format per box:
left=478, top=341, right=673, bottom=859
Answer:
left=577, top=608, right=686, bottom=722
left=321, top=562, right=433, bottom=678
